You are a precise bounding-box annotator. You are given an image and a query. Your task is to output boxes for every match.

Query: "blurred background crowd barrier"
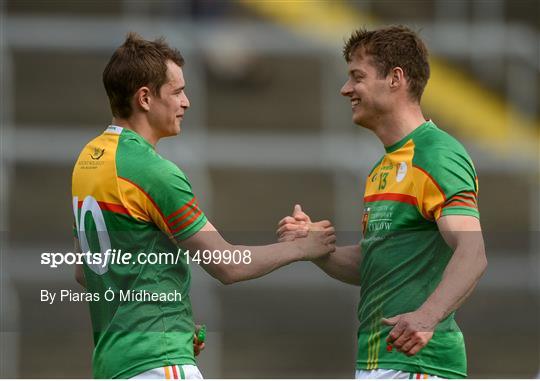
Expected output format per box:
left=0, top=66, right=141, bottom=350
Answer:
left=0, top=0, right=538, bottom=378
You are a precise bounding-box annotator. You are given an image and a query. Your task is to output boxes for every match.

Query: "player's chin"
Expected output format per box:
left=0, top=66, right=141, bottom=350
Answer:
left=352, top=111, right=371, bottom=128
left=352, top=113, right=364, bottom=126
left=170, top=122, right=181, bottom=136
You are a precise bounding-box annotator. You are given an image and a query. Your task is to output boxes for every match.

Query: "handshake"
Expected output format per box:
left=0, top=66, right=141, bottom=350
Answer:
left=276, top=204, right=336, bottom=260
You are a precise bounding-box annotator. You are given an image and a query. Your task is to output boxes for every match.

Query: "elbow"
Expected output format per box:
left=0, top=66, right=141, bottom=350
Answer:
left=474, top=245, right=488, bottom=280
left=75, top=271, right=86, bottom=288
left=219, top=277, right=236, bottom=286
left=215, top=267, right=241, bottom=285
left=218, top=273, right=236, bottom=285
left=479, top=252, right=488, bottom=275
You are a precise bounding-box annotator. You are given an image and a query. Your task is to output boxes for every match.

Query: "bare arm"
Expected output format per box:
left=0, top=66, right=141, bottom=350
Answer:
left=74, top=237, right=86, bottom=288
left=418, top=215, right=487, bottom=321
left=180, top=220, right=335, bottom=285
left=382, top=215, right=487, bottom=356
left=312, top=245, right=362, bottom=286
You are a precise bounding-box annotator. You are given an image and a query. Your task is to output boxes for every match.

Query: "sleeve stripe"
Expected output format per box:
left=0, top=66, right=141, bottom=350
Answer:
left=445, top=197, right=476, bottom=207
left=444, top=201, right=478, bottom=209
left=444, top=193, right=478, bottom=208
left=451, top=193, right=477, bottom=203
left=166, top=197, right=197, bottom=222
left=413, top=164, right=446, bottom=200
left=118, top=175, right=171, bottom=230
left=170, top=203, right=200, bottom=228
left=171, top=210, right=203, bottom=234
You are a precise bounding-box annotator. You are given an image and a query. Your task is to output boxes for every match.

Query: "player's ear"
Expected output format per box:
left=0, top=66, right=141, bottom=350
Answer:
left=135, top=86, right=152, bottom=112
left=389, top=67, right=404, bottom=90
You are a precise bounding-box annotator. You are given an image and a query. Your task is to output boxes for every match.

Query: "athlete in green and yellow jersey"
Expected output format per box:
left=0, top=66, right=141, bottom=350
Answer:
left=277, top=26, right=487, bottom=379
left=73, top=33, right=336, bottom=379
left=356, top=120, right=478, bottom=378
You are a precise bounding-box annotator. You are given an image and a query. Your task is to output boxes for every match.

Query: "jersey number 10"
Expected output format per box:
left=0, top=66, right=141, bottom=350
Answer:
left=72, top=195, right=111, bottom=275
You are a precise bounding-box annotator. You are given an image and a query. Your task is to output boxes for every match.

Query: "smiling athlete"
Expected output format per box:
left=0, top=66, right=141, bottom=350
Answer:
left=72, top=33, right=335, bottom=379
left=278, top=26, right=487, bottom=379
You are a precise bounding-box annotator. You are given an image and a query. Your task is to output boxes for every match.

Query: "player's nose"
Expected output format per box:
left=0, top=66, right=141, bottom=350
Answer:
left=340, top=81, right=353, bottom=97
left=181, top=93, right=190, bottom=109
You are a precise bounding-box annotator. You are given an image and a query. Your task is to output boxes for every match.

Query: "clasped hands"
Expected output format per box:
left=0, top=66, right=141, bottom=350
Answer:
left=276, top=204, right=335, bottom=259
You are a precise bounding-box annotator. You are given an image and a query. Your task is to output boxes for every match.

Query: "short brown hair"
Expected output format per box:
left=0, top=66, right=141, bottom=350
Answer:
left=103, top=32, right=185, bottom=118
left=343, top=26, right=430, bottom=102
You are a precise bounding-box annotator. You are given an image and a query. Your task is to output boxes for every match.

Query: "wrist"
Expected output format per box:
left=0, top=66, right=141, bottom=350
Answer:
left=312, top=254, right=329, bottom=266
left=291, top=239, right=307, bottom=261
left=418, top=302, right=445, bottom=326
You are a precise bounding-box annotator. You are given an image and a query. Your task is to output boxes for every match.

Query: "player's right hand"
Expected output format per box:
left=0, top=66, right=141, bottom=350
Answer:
left=276, top=204, right=312, bottom=242
left=295, top=219, right=336, bottom=260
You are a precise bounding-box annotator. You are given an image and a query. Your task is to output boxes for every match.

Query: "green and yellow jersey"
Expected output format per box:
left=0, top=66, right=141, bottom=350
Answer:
left=72, top=126, right=207, bottom=379
left=357, top=121, right=479, bottom=378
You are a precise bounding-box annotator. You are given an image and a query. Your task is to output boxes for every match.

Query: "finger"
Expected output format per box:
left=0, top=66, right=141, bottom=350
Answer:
left=405, top=342, right=424, bottom=357
left=292, top=204, right=308, bottom=220
left=324, top=235, right=336, bottom=245
left=392, top=324, right=413, bottom=346
left=295, top=228, right=309, bottom=238
left=392, top=331, right=411, bottom=349
left=381, top=316, right=400, bottom=326
left=312, top=220, right=331, bottom=229
left=294, top=205, right=313, bottom=224
left=194, top=343, right=205, bottom=356
left=399, top=338, right=416, bottom=353
left=386, top=322, right=406, bottom=344
left=323, top=227, right=336, bottom=236
left=326, top=243, right=336, bottom=253
left=276, top=223, right=303, bottom=237
left=279, top=227, right=308, bottom=241
left=278, top=216, right=296, bottom=226
left=276, top=226, right=287, bottom=238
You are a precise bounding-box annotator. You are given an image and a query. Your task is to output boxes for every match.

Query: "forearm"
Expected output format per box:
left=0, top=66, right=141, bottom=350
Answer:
left=223, top=242, right=303, bottom=284
left=419, top=240, right=487, bottom=322
left=182, top=226, right=305, bottom=284
left=183, top=221, right=333, bottom=284
left=313, top=244, right=362, bottom=286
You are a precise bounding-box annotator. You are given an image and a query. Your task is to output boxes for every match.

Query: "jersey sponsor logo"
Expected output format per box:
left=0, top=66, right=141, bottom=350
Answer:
left=362, top=204, right=394, bottom=233
left=90, top=147, right=106, bottom=160
left=362, top=207, right=370, bottom=235
left=368, top=219, right=392, bottom=232
left=396, top=161, right=407, bottom=182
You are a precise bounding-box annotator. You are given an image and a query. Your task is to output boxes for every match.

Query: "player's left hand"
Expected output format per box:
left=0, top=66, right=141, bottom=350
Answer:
left=381, top=309, right=438, bottom=357
left=193, top=325, right=206, bottom=356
